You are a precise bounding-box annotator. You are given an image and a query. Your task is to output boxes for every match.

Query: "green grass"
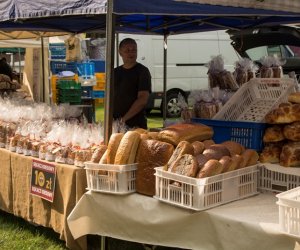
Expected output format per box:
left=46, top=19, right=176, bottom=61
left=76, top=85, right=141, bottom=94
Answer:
left=0, top=210, right=67, bottom=250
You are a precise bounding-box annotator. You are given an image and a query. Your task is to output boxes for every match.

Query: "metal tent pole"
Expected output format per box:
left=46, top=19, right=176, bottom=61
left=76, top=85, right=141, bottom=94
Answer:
left=162, top=33, right=168, bottom=124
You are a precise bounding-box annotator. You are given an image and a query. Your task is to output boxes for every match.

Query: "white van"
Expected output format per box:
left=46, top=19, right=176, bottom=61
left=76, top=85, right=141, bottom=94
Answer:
left=118, top=30, right=240, bottom=117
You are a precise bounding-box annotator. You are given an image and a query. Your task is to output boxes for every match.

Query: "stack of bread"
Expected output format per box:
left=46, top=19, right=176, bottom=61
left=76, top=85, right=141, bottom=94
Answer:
left=260, top=92, right=300, bottom=167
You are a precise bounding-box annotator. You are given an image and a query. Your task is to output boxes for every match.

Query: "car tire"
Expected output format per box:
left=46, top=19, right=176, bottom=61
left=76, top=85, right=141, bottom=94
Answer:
left=161, top=91, right=183, bottom=118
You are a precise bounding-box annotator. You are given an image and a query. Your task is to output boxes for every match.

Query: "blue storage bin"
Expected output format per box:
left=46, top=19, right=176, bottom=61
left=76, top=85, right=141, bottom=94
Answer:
left=191, top=118, right=267, bottom=151
left=49, top=43, right=66, bottom=60
left=50, top=61, right=77, bottom=74
left=81, top=86, right=93, bottom=99
left=92, top=91, right=105, bottom=98
left=91, top=60, right=105, bottom=72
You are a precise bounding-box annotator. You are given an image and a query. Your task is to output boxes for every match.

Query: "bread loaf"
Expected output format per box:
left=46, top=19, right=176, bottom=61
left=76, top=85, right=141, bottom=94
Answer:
left=192, top=141, right=205, bottom=155
left=114, top=131, right=141, bottom=164
left=241, top=149, right=259, bottom=167
left=221, top=141, right=245, bottom=156
left=166, top=140, right=194, bottom=171
left=106, top=133, right=124, bottom=164
left=170, top=154, right=199, bottom=177
left=263, top=125, right=285, bottom=143
left=265, top=104, right=300, bottom=124
left=195, top=154, right=209, bottom=169
left=203, top=144, right=231, bottom=160
left=197, top=159, right=223, bottom=178
left=158, top=123, right=213, bottom=146
left=202, top=139, right=215, bottom=149
left=259, top=143, right=282, bottom=164
left=283, top=122, right=300, bottom=141
left=219, top=156, right=235, bottom=173
left=280, top=142, right=300, bottom=167
left=91, top=145, right=107, bottom=163
left=232, top=154, right=247, bottom=170
left=288, top=92, right=300, bottom=104
left=136, top=139, right=174, bottom=196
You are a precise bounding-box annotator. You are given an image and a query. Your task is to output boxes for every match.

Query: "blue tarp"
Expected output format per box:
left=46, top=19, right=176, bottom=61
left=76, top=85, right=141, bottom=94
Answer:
left=0, top=0, right=300, bottom=35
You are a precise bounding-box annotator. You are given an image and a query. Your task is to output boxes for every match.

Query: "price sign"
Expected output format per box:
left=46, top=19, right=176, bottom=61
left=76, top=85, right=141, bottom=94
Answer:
left=30, top=159, right=56, bottom=202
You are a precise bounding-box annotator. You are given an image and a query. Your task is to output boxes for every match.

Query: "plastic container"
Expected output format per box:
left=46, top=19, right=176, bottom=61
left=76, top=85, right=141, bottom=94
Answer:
left=214, top=78, right=295, bottom=122
left=57, top=79, right=80, bottom=90
left=276, top=187, right=300, bottom=237
left=92, top=90, right=105, bottom=98
left=50, top=61, right=77, bottom=74
left=49, top=43, right=66, bottom=60
left=154, top=165, right=258, bottom=211
left=259, top=163, right=300, bottom=193
left=192, top=118, right=266, bottom=151
left=77, top=62, right=96, bottom=86
left=85, top=162, right=137, bottom=194
left=94, top=73, right=105, bottom=90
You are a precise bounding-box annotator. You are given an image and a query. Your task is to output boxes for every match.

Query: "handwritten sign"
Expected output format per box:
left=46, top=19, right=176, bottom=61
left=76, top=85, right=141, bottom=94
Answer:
left=30, top=159, right=56, bottom=202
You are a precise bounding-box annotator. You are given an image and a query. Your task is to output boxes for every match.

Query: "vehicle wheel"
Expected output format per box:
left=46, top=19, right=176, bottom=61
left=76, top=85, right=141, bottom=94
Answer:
left=162, top=91, right=182, bottom=118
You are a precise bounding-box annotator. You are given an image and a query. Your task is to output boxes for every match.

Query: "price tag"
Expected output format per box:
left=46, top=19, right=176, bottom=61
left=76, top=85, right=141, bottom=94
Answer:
left=30, top=159, right=56, bottom=202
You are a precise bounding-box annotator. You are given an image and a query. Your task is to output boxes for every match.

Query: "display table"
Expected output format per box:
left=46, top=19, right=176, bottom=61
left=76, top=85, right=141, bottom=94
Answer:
left=0, top=148, right=88, bottom=250
left=68, top=191, right=300, bottom=250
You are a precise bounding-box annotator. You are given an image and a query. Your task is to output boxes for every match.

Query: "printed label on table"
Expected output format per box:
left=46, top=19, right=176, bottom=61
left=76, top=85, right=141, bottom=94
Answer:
left=30, top=159, right=56, bottom=202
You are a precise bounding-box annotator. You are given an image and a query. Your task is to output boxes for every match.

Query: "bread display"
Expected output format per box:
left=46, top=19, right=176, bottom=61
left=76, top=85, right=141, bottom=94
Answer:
left=106, top=133, right=124, bottom=164
left=197, top=159, right=223, bottom=178
left=136, top=139, right=174, bottom=196
left=280, top=142, right=300, bottom=167
left=114, top=131, right=141, bottom=165
left=166, top=140, right=194, bottom=171
left=170, top=154, right=199, bottom=177
left=283, top=122, right=300, bottom=141
left=158, top=123, right=213, bottom=146
left=221, top=141, right=245, bottom=156
left=203, top=144, right=231, bottom=160
left=263, top=125, right=285, bottom=143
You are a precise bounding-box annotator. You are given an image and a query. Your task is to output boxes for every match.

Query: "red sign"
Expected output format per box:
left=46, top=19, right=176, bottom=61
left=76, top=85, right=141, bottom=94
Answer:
left=30, top=159, right=56, bottom=202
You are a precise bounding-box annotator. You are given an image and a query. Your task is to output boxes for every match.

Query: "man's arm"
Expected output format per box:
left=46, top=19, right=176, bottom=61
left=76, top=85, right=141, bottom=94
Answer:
left=121, top=90, right=149, bottom=122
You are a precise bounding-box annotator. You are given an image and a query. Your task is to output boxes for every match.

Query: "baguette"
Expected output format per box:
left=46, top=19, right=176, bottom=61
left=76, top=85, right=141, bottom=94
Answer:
left=106, top=133, right=124, bottom=164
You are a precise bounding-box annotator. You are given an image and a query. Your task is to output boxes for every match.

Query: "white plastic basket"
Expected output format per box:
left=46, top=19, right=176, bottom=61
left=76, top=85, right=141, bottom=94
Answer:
left=84, top=162, right=137, bottom=194
left=154, top=165, right=258, bottom=211
left=276, top=187, right=300, bottom=237
left=214, top=78, right=295, bottom=122
left=258, top=163, right=300, bottom=193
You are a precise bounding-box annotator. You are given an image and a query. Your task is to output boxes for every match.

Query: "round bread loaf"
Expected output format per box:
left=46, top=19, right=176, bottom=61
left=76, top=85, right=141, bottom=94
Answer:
left=192, top=141, right=205, bottom=155
left=221, top=140, right=245, bottom=156
left=203, top=144, right=231, bottom=160
left=170, top=154, right=199, bottom=177
left=288, top=92, right=300, bottom=104
left=283, top=121, right=300, bottom=141
left=242, top=149, right=259, bottom=167
left=197, top=159, right=223, bottom=178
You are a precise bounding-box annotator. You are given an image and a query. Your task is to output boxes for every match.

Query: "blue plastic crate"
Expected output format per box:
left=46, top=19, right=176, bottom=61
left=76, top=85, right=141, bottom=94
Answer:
left=91, top=60, right=105, bottom=72
left=50, top=61, right=78, bottom=74
left=191, top=118, right=267, bottom=151
left=92, top=90, right=105, bottom=98
left=81, top=86, right=93, bottom=99
left=49, top=43, right=66, bottom=60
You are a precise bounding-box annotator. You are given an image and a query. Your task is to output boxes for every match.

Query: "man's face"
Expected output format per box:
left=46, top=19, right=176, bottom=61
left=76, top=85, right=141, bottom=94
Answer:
left=119, top=43, right=137, bottom=64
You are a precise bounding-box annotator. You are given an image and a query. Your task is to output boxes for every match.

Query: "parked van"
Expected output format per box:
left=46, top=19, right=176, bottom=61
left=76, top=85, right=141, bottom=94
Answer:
left=118, top=31, right=240, bottom=117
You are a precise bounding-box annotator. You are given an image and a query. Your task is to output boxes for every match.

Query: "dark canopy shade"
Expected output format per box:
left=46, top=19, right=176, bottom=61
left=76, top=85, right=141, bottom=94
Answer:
left=0, top=0, right=299, bottom=37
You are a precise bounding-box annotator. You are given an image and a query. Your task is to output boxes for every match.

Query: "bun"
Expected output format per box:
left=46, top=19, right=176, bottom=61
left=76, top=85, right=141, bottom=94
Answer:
left=197, top=159, right=223, bottom=178
left=259, top=144, right=282, bottom=164
left=203, top=144, right=231, bottom=160
left=241, top=149, right=259, bottom=167
left=263, top=125, right=285, bottom=143
left=158, top=123, right=213, bottom=145
left=288, top=92, right=300, bottom=104
left=106, top=133, right=124, bottom=164
left=192, top=141, right=205, bottom=155
left=170, top=154, right=199, bottom=177
left=136, top=139, right=174, bottom=196
left=283, top=122, right=300, bottom=141
left=221, top=141, right=245, bottom=156
left=167, top=141, right=194, bottom=171
left=114, top=131, right=141, bottom=164
left=280, top=142, right=300, bottom=167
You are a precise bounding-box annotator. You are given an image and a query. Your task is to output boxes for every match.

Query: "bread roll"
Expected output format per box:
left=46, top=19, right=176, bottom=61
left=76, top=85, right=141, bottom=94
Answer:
left=241, top=149, right=259, bottom=167
left=166, top=141, right=194, bottom=171
left=114, top=131, right=141, bottom=164
left=221, top=140, right=245, bottom=156
left=283, top=122, right=300, bottom=141
left=263, top=125, right=285, bottom=143
left=158, top=123, right=213, bottom=146
left=203, top=139, right=215, bottom=149
left=232, top=154, right=246, bottom=170
left=288, top=92, right=300, bottom=104
left=106, top=133, right=124, bottom=164
left=280, top=142, right=300, bottom=167
left=203, top=144, right=231, bottom=160
left=259, top=143, right=282, bottom=164
left=197, top=159, right=223, bottom=178
left=192, top=141, right=205, bottom=155
left=219, top=156, right=235, bottom=173
left=170, top=154, right=199, bottom=177
left=136, top=139, right=174, bottom=196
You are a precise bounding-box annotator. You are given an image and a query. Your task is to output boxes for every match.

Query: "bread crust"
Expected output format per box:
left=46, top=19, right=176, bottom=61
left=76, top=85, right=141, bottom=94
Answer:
left=167, top=141, right=194, bottom=171
left=203, top=144, right=231, bottom=160
left=106, top=133, right=124, bottom=164
left=221, top=141, right=245, bottom=156
left=170, top=154, right=199, bottom=177
left=197, top=159, right=223, bottom=178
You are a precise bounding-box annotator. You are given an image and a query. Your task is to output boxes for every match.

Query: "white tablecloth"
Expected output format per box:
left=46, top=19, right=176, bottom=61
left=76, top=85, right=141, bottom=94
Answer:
left=67, top=191, right=300, bottom=250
